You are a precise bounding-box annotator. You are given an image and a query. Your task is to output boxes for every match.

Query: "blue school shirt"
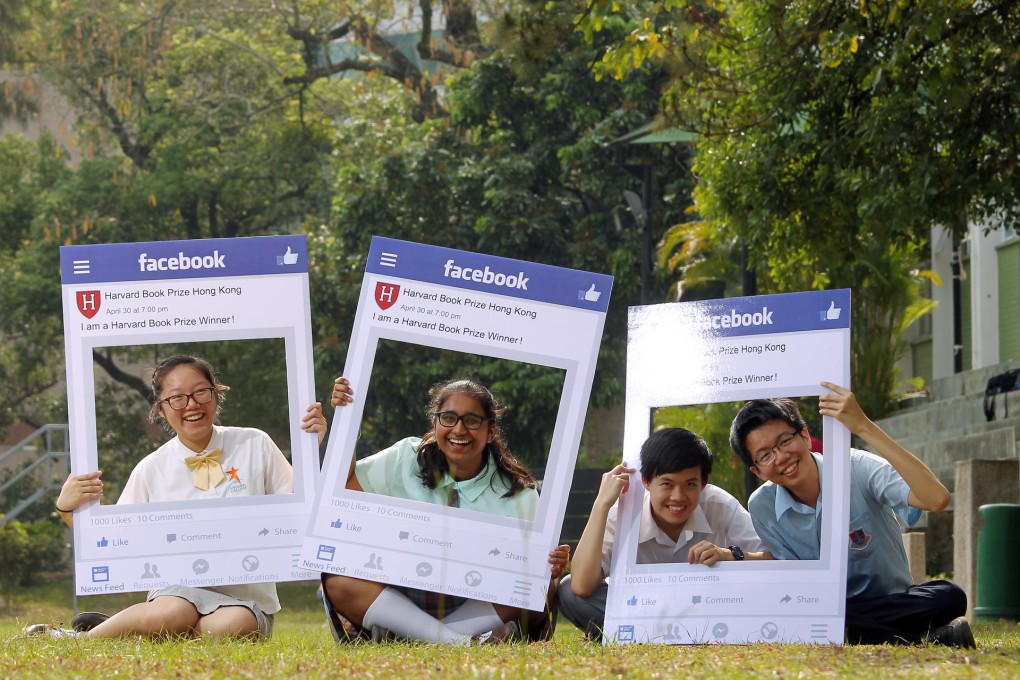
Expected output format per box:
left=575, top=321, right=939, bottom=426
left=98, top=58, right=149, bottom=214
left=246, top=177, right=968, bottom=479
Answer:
left=748, top=450, right=920, bottom=600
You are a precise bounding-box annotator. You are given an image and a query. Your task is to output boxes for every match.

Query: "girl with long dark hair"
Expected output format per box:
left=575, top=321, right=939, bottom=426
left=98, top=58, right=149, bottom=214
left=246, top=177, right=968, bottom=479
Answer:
left=321, top=376, right=568, bottom=644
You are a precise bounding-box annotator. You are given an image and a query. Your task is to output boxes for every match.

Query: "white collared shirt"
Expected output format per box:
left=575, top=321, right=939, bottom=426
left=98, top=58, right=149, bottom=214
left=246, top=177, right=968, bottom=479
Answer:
left=117, top=425, right=293, bottom=613
left=601, top=484, right=764, bottom=574
left=118, top=425, right=293, bottom=503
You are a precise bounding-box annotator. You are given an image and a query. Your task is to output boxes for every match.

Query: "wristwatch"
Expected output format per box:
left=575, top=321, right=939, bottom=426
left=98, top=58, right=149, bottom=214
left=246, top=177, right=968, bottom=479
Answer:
left=728, top=545, right=745, bottom=561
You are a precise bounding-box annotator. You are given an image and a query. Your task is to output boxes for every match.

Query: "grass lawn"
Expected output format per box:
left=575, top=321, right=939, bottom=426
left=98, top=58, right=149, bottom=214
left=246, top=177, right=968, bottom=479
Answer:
left=2, top=577, right=1018, bottom=679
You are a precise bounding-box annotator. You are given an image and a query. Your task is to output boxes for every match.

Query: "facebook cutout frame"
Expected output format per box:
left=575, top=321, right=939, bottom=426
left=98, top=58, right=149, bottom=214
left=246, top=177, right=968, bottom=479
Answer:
left=302, top=236, right=612, bottom=612
left=605, top=289, right=852, bottom=644
left=60, top=235, right=318, bottom=596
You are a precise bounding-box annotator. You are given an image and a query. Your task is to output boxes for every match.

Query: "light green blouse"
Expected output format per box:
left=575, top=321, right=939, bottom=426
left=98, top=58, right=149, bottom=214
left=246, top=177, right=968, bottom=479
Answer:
left=356, top=437, right=538, bottom=520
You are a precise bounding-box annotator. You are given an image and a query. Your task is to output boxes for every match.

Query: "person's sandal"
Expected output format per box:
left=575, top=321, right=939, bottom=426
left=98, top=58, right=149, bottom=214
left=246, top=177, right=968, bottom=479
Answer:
left=24, top=624, right=81, bottom=638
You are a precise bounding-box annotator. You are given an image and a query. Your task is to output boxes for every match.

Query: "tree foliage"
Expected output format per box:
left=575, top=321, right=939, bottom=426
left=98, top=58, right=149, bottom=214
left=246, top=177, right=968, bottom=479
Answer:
left=0, top=135, right=71, bottom=431
left=0, top=2, right=698, bottom=466
left=0, top=1, right=348, bottom=434
left=574, top=0, right=1020, bottom=266
left=309, top=5, right=695, bottom=462
left=282, top=0, right=494, bottom=121
left=0, top=516, right=65, bottom=605
left=0, top=0, right=40, bottom=63
left=0, top=3, right=516, bottom=431
left=569, top=0, right=1018, bottom=415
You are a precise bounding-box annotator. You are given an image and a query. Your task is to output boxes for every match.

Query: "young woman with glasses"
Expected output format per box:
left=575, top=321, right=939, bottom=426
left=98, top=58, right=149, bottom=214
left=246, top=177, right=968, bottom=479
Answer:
left=38, top=354, right=326, bottom=640
left=321, top=376, right=569, bottom=645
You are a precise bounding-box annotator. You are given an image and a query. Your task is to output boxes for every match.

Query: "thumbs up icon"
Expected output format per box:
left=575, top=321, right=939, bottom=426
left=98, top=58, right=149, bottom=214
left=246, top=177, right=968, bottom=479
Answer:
left=822, top=301, right=841, bottom=321
left=283, top=246, right=299, bottom=265
left=579, top=284, right=602, bottom=302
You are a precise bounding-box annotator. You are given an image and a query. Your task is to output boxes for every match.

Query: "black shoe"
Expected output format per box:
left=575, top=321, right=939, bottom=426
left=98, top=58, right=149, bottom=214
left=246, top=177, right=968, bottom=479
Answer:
left=24, top=623, right=54, bottom=636
left=583, top=619, right=604, bottom=643
left=928, top=616, right=976, bottom=649
left=370, top=625, right=396, bottom=642
left=317, top=576, right=366, bottom=643
left=70, top=611, right=109, bottom=632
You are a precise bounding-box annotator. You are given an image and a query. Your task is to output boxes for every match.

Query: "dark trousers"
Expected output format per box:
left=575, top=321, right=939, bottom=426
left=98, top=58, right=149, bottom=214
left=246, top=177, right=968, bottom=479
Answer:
left=555, top=574, right=607, bottom=640
left=845, top=580, right=967, bottom=645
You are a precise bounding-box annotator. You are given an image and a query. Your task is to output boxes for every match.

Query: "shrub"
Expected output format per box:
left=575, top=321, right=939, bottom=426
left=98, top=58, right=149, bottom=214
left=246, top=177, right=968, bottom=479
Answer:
left=0, top=516, right=66, bottom=606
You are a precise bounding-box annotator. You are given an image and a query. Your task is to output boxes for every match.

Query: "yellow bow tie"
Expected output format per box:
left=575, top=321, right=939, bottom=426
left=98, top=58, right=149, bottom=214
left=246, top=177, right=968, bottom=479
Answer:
left=184, top=449, right=225, bottom=491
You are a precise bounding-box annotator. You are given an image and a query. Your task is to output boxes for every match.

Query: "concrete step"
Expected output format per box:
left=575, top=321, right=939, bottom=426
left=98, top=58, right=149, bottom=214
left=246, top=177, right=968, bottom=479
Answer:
left=923, top=361, right=1020, bottom=402
left=878, top=389, right=1020, bottom=444
left=910, top=427, right=1018, bottom=491
left=884, top=419, right=1020, bottom=463
left=963, top=412, right=1020, bottom=437
left=885, top=362, right=1020, bottom=415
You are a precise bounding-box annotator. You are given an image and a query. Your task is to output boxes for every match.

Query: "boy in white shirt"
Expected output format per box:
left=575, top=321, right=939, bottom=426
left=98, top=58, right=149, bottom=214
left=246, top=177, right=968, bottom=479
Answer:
left=556, top=427, right=769, bottom=640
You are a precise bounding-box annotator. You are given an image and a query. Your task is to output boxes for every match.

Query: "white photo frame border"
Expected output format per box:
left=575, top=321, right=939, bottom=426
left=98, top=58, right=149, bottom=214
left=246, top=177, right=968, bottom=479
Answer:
left=79, top=327, right=310, bottom=514
left=329, top=326, right=579, bottom=535
left=302, top=236, right=612, bottom=611
left=605, top=290, right=852, bottom=645
left=60, top=235, right=320, bottom=594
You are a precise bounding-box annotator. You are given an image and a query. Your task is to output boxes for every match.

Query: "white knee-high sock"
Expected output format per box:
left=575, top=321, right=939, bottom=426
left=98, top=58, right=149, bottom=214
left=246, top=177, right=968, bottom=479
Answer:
left=362, top=587, right=469, bottom=644
left=443, top=600, right=506, bottom=637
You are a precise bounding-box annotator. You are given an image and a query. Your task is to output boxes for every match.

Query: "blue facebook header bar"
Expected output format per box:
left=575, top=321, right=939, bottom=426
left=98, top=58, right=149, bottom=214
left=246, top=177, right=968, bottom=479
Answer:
left=59, top=235, right=308, bottom=284
left=365, top=236, right=614, bottom=312
left=634, top=288, right=851, bottom=339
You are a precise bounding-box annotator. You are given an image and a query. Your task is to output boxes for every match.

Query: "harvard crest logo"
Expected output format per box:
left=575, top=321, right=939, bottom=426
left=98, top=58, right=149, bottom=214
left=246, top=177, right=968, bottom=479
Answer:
left=375, top=282, right=400, bottom=310
left=76, top=290, right=102, bottom=319
left=849, top=527, right=871, bottom=550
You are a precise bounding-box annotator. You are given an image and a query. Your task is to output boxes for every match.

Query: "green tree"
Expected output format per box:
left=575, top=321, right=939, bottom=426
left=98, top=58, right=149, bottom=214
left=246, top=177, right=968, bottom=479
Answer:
left=656, top=219, right=743, bottom=302
left=0, top=2, right=701, bottom=467
left=311, top=9, right=696, bottom=461
left=568, top=0, right=1012, bottom=415
left=653, top=402, right=745, bottom=498
left=282, top=0, right=494, bottom=121
left=0, top=0, right=51, bottom=60
left=0, top=1, right=349, bottom=432
left=0, top=135, right=72, bottom=432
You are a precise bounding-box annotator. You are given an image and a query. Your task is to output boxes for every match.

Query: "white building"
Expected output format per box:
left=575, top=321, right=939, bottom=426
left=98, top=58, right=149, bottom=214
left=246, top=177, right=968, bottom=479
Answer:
left=903, top=223, right=1020, bottom=385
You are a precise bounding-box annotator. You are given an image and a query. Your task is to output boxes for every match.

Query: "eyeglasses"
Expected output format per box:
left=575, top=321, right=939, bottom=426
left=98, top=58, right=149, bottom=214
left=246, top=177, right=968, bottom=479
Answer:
left=753, top=431, right=799, bottom=468
left=159, top=387, right=217, bottom=411
left=433, top=411, right=490, bottom=430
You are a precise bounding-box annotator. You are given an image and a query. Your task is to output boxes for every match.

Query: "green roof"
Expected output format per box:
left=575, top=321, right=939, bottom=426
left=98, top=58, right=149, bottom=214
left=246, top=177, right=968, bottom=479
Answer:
left=611, top=121, right=697, bottom=145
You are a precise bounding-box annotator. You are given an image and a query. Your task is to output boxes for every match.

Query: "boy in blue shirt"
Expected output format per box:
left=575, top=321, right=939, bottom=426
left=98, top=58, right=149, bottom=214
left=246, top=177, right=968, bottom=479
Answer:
left=729, top=382, right=973, bottom=647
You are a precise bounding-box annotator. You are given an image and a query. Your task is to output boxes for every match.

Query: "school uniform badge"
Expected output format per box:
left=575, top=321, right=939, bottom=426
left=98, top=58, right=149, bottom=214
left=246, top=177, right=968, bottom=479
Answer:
left=226, top=466, right=248, bottom=494
left=848, top=527, right=871, bottom=550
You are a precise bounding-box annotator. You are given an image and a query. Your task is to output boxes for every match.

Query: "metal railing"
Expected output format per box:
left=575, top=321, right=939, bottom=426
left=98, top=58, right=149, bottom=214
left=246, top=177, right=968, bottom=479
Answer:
left=0, top=424, right=70, bottom=526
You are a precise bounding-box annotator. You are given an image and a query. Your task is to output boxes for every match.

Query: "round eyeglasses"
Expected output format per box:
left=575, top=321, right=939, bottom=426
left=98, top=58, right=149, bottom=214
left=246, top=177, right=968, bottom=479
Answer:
left=754, top=431, right=799, bottom=468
